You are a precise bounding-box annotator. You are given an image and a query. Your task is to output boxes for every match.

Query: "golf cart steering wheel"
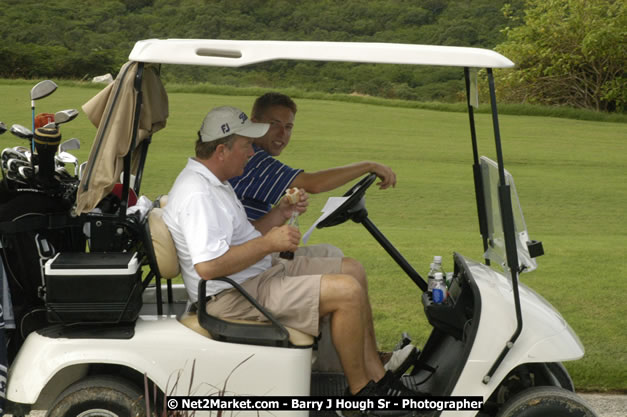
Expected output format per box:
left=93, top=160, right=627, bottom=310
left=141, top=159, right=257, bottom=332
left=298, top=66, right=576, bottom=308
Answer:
left=317, top=173, right=377, bottom=228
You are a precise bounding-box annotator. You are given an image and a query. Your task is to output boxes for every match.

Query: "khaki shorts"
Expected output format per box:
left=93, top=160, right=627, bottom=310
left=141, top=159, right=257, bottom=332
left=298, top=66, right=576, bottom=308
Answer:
left=205, top=255, right=342, bottom=336
left=295, top=244, right=344, bottom=258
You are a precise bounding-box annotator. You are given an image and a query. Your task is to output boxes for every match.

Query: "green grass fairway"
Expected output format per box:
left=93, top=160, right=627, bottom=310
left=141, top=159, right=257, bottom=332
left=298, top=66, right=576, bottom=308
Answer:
left=1, top=81, right=625, bottom=391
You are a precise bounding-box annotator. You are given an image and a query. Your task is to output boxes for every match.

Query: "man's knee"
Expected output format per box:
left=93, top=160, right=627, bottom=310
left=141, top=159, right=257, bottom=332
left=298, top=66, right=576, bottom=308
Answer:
left=320, top=273, right=364, bottom=308
left=341, top=257, right=367, bottom=289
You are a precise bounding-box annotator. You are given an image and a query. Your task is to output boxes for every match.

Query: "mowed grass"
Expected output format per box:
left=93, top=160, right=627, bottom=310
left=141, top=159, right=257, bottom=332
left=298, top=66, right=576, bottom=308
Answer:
left=1, top=81, right=625, bottom=391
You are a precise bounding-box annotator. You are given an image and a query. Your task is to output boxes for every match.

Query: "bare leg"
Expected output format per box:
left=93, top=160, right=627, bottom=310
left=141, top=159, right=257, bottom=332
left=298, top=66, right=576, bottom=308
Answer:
left=340, top=258, right=385, bottom=382
left=319, top=273, right=373, bottom=394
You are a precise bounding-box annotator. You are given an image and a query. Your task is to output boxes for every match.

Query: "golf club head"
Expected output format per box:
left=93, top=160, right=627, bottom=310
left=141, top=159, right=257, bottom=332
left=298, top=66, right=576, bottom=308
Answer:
left=31, top=80, right=58, bottom=101
left=18, top=165, right=35, bottom=181
left=57, top=150, right=78, bottom=164
left=57, top=151, right=79, bottom=176
left=59, top=138, right=80, bottom=153
left=7, top=158, right=30, bottom=173
left=11, top=146, right=32, bottom=163
left=0, top=121, right=6, bottom=135
left=2, top=150, right=21, bottom=172
left=54, top=109, right=79, bottom=125
left=2, top=148, right=29, bottom=167
left=10, top=124, right=34, bottom=140
left=55, top=166, right=73, bottom=181
left=78, top=161, right=87, bottom=181
left=5, top=168, right=26, bottom=184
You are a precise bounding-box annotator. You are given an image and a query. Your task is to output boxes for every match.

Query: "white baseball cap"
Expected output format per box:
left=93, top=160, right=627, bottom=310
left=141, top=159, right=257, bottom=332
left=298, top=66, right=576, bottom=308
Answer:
left=199, top=106, right=269, bottom=142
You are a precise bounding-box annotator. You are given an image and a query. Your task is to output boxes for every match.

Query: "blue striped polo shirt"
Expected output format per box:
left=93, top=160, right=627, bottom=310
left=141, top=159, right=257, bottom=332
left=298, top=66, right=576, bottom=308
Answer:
left=229, top=145, right=303, bottom=220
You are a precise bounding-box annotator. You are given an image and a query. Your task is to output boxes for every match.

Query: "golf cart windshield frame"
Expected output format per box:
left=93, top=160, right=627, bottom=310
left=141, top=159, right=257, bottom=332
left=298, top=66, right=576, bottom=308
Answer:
left=126, top=38, right=524, bottom=382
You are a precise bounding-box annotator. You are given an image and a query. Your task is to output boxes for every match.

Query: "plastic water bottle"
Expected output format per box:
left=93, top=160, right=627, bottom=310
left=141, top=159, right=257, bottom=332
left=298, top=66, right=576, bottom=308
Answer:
left=427, top=256, right=443, bottom=293
left=445, top=272, right=454, bottom=289
left=434, top=255, right=446, bottom=278
left=279, top=211, right=299, bottom=260
left=432, top=272, right=447, bottom=304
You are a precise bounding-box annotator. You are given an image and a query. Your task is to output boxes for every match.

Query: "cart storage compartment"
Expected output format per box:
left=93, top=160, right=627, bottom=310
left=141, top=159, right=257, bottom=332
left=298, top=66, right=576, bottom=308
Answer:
left=44, top=252, right=142, bottom=323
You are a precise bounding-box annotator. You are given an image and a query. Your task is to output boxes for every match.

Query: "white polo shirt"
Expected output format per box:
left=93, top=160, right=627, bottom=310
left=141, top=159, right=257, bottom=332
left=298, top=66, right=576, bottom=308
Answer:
left=163, top=158, right=272, bottom=301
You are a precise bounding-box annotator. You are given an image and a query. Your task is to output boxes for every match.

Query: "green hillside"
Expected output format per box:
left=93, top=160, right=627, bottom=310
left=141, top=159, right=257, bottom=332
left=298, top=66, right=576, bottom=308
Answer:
left=0, top=0, right=522, bottom=102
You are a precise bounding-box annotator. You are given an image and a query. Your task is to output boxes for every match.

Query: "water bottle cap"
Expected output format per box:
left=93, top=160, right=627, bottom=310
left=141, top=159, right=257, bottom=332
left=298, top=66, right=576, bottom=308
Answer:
left=434, top=255, right=442, bottom=263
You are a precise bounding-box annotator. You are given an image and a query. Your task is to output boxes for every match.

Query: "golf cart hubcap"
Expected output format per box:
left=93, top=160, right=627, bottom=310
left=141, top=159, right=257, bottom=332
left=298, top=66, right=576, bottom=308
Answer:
left=77, top=409, right=120, bottom=417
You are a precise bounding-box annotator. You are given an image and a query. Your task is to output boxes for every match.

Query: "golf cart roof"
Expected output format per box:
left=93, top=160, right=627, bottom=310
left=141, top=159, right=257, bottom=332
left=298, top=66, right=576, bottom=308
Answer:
left=129, top=39, right=515, bottom=69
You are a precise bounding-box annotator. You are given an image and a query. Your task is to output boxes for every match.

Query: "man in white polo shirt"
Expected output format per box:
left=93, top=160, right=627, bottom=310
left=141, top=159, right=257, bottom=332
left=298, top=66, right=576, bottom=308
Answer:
left=163, top=106, right=420, bottom=406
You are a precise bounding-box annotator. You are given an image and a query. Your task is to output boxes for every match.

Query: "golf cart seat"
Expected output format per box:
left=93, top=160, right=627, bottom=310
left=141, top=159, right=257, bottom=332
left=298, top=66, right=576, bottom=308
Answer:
left=179, top=312, right=314, bottom=347
left=145, top=204, right=314, bottom=348
left=145, top=207, right=180, bottom=280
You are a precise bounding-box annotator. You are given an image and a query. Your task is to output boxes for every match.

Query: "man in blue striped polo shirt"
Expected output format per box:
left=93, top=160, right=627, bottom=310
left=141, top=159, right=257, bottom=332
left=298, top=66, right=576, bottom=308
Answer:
left=228, top=92, right=397, bottom=223
left=228, top=93, right=416, bottom=374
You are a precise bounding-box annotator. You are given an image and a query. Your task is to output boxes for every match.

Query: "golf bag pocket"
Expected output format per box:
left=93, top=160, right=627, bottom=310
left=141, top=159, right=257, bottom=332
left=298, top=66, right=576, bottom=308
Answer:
left=44, top=251, right=142, bottom=324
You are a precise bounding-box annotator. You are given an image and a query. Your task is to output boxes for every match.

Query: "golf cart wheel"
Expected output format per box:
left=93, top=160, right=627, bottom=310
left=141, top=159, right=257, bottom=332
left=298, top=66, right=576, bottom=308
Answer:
left=47, top=375, right=145, bottom=417
left=496, top=386, right=598, bottom=417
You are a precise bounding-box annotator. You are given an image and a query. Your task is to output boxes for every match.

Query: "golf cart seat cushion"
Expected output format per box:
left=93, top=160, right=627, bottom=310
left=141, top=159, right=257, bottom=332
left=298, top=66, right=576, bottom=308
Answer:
left=148, top=207, right=180, bottom=279
left=179, top=312, right=314, bottom=347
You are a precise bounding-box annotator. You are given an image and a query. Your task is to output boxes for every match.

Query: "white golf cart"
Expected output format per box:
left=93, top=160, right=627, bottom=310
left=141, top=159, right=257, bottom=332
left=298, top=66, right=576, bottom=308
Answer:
left=2, top=40, right=598, bottom=417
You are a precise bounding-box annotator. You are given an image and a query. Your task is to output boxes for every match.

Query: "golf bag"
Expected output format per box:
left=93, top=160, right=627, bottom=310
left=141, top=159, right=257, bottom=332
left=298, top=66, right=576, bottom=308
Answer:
left=0, top=187, right=84, bottom=361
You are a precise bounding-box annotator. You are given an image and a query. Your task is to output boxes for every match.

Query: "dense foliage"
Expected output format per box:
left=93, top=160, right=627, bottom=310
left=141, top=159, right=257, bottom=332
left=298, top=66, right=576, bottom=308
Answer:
left=1, top=0, right=623, bottom=111
left=495, top=0, right=626, bottom=112
left=0, top=0, right=520, bottom=101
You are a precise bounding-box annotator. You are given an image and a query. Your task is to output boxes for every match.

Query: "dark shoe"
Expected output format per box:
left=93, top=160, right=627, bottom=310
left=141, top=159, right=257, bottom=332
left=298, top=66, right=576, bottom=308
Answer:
left=379, top=374, right=429, bottom=397
left=337, top=376, right=427, bottom=417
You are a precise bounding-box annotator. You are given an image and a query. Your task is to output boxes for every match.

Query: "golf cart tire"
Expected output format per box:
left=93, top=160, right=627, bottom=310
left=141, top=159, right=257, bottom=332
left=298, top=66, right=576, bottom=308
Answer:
left=545, top=362, right=575, bottom=392
left=496, top=386, right=598, bottom=417
left=46, top=375, right=145, bottom=417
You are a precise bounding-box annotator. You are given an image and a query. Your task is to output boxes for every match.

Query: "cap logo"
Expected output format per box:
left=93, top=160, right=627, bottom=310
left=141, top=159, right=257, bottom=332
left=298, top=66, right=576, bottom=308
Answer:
left=221, top=123, right=230, bottom=134
left=239, top=112, right=247, bottom=123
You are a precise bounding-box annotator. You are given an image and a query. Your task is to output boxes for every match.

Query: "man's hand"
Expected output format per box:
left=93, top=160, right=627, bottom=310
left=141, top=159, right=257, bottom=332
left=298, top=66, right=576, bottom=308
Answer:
left=265, top=225, right=300, bottom=252
left=278, top=187, right=309, bottom=221
left=370, top=162, right=397, bottom=189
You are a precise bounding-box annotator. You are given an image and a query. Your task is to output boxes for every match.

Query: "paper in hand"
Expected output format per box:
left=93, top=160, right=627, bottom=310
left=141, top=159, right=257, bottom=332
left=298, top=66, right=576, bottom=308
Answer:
left=302, top=196, right=348, bottom=244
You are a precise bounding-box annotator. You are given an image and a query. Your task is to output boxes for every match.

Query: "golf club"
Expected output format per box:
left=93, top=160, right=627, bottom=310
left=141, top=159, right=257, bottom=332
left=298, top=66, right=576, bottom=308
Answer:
left=10, top=124, right=34, bottom=141
left=78, top=161, right=87, bottom=181
left=55, top=152, right=79, bottom=176
left=30, top=80, right=58, bottom=152
left=55, top=166, right=74, bottom=181
left=43, top=109, right=80, bottom=129
left=0, top=121, right=6, bottom=134
left=59, top=137, right=80, bottom=153
left=2, top=148, right=29, bottom=163
left=54, top=109, right=79, bottom=126
left=7, top=158, right=30, bottom=174
left=12, top=146, right=31, bottom=161
left=2, top=149, right=28, bottom=174
left=18, top=165, right=35, bottom=182
left=56, top=138, right=80, bottom=176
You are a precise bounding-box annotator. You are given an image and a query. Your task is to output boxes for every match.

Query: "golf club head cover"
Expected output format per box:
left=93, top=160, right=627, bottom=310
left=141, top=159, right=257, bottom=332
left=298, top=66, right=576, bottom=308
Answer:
left=33, top=126, right=61, bottom=186
left=34, top=113, right=55, bottom=129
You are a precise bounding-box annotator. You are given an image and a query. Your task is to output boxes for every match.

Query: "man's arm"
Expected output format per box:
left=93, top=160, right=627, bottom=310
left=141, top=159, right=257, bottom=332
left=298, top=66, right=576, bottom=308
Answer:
left=290, top=161, right=396, bottom=194
left=252, top=188, right=308, bottom=234
left=194, top=225, right=300, bottom=280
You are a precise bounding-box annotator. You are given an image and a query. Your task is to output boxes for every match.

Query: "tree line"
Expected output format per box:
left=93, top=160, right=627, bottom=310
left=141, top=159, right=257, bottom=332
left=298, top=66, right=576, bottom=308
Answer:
left=0, top=0, right=623, bottom=112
